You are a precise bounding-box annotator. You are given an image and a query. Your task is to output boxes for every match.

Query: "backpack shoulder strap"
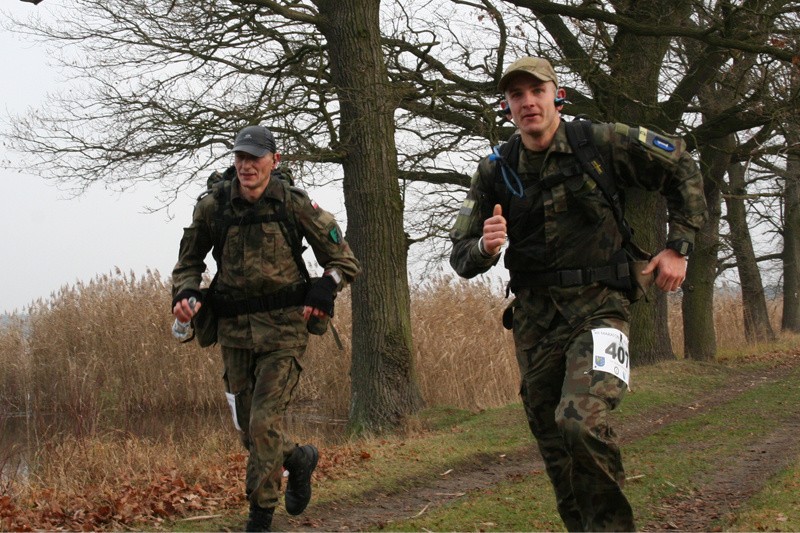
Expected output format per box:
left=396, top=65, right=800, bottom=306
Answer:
left=210, top=179, right=232, bottom=265
left=277, top=180, right=311, bottom=283
left=564, top=119, right=632, bottom=244
left=209, top=177, right=311, bottom=284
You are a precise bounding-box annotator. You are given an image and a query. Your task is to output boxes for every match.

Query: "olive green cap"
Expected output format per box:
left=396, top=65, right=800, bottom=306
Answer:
left=498, top=57, right=558, bottom=93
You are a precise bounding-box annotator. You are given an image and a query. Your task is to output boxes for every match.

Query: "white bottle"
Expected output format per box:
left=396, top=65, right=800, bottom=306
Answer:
left=172, top=297, right=196, bottom=340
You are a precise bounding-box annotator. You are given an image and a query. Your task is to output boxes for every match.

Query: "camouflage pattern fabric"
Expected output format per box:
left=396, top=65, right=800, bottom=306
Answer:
left=222, top=346, right=303, bottom=509
left=172, top=174, right=361, bottom=352
left=450, top=121, right=707, bottom=279
left=449, top=121, right=708, bottom=532
left=514, top=287, right=633, bottom=531
left=172, top=171, right=361, bottom=513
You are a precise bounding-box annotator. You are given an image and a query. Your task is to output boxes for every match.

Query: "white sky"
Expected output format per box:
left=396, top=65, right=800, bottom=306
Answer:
left=1, top=1, right=190, bottom=314
left=1, top=1, right=347, bottom=315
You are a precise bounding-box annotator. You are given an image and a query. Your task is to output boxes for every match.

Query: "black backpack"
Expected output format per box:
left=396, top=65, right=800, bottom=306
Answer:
left=201, top=165, right=310, bottom=282
left=491, top=118, right=632, bottom=246
left=491, top=119, right=654, bottom=301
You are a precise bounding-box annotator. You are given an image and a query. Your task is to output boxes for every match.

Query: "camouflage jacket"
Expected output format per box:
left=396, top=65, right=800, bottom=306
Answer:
left=172, top=174, right=361, bottom=351
left=449, top=120, right=707, bottom=314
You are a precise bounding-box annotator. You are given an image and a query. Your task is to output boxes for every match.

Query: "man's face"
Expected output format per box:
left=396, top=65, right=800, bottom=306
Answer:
left=234, top=151, right=277, bottom=193
left=505, top=74, right=560, bottom=141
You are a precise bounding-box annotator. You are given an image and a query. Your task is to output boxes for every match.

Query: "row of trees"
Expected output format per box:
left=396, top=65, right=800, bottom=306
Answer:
left=3, top=0, right=799, bottom=432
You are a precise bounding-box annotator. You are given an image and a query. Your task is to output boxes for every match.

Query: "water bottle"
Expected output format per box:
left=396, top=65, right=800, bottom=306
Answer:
left=172, top=297, right=196, bottom=341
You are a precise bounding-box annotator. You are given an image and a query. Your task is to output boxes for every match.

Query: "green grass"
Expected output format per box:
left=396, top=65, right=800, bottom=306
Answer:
left=727, top=458, right=800, bottom=531
left=384, top=354, right=800, bottom=532
left=158, top=346, right=800, bottom=532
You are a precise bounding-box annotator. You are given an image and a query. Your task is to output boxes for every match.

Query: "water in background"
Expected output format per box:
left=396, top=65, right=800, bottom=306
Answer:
left=0, top=406, right=348, bottom=483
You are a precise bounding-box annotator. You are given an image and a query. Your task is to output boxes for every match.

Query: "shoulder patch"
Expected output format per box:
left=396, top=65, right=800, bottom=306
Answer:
left=652, top=136, right=675, bottom=152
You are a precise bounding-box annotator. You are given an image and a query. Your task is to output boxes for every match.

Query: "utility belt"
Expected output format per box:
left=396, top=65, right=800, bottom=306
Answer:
left=509, top=262, right=630, bottom=293
left=211, top=283, right=308, bottom=318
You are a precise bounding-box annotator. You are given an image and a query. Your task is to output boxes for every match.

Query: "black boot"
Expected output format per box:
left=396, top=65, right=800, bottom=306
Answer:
left=245, top=502, right=274, bottom=532
left=283, top=444, right=319, bottom=515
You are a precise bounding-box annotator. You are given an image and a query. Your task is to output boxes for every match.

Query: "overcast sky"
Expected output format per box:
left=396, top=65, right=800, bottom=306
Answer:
left=1, top=1, right=346, bottom=315
left=1, top=1, right=191, bottom=314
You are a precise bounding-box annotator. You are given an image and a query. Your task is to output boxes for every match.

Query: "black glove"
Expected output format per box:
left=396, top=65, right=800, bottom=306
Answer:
left=172, top=289, right=203, bottom=310
left=304, top=276, right=337, bottom=317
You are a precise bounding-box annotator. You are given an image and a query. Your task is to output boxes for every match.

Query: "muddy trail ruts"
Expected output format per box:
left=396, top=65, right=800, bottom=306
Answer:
left=272, top=358, right=800, bottom=532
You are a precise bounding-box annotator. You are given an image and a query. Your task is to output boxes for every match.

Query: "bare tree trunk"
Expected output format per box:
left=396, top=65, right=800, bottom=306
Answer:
left=314, top=0, right=424, bottom=433
left=683, top=141, right=727, bottom=360
left=783, top=144, right=800, bottom=332
left=725, top=162, right=776, bottom=343
left=603, top=0, right=690, bottom=365
left=626, top=191, right=673, bottom=366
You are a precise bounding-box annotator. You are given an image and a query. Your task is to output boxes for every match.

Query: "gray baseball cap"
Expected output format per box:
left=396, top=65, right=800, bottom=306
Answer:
left=232, top=125, right=276, bottom=157
left=498, top=57, right=559, bottom=93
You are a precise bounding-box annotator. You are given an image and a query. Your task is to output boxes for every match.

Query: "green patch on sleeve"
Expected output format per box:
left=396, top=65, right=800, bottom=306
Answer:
left=329, top=227, right=341, bottom=244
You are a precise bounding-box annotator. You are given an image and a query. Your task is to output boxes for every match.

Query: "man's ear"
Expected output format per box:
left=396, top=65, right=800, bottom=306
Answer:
left=496, top=99, right=512, bottom=119
left=555, top=87, right=567, bottom=108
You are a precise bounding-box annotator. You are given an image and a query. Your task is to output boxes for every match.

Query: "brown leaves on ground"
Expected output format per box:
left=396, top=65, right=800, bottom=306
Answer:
left=2, top=453, right=248, bottom=531
left=2, top=442, right=377, bottom=532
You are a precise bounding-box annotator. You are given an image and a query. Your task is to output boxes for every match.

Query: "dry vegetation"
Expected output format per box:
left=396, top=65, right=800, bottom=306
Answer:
left=0, top=270, right=787, bottom=530
left=0, top=270, right=519, bottom=423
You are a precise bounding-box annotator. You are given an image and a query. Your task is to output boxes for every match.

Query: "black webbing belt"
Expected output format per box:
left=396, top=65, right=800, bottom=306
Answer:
left=510, top=263, right=630, bottom=291
left=212, top=283, right=308, bottom=318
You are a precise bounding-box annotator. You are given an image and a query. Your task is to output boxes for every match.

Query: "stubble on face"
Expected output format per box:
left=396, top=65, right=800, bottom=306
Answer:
left=234, top=152, right=276, bottom=201
left=505, top=75, right=561, bottom=151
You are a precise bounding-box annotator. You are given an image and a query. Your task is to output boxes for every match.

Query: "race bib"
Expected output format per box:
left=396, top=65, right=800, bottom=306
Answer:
left=591, top=328, right=630, bottom=387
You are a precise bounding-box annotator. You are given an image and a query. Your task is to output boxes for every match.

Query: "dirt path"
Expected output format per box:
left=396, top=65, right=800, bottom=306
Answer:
left=275, top=361, right=800, bottom=532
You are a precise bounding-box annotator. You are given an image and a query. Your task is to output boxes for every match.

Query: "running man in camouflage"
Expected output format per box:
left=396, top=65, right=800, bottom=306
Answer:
left=172, top=125, right=361, bottom=531
left=450, top=57, right=707, bottom=531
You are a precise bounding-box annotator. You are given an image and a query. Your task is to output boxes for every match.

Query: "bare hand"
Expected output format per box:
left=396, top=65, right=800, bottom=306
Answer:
left=482, top=204, right=507, bottom=256
left=172, top=298, right=201, bottom=323
left=303, top=305, right=329, bottom=322
left=641, top=249, right=687, bottom=292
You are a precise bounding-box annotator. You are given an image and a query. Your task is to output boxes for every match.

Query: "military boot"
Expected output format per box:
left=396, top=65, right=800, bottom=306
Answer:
left=283, top=444, right=319, bottom=515
left=245, top=502, right=274, bottom=532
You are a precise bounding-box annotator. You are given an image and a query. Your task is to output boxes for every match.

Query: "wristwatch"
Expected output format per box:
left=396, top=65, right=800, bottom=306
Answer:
left=666, top=239, right=693, bottom=257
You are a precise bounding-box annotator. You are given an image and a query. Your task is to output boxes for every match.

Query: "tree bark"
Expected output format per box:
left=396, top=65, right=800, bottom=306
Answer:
left=683, top=141, right=727, bottom=360
left=783, top=142, right=800, bottom=332
left=601, top=0, right=693, bottom=365
left=313, top=0, right=424, bottom=433
left=725, top=162, right=776, bottom=343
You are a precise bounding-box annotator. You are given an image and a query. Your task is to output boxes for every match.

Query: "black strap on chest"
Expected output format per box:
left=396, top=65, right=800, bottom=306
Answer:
left=205, top=177, right=312, bottom=316
left=564, top=119, right=632, bottom=245
left=495, top=119, right=639, bottom=290
left=211, top=179, right=310, bottom=283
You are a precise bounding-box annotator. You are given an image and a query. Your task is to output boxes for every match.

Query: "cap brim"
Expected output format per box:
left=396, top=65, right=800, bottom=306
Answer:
left=498, top=69, right=555, bottom=92
left=232, top=144, right=269, bottom=157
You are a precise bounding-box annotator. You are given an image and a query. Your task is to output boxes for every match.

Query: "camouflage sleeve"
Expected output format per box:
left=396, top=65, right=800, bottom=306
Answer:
left=171, top=195, right=215, bottom=300
left=449, top=159, right=502, bottom=279
left=609, top=123, right=709, bottom=245
left=291, top=188, right=361, bottom=289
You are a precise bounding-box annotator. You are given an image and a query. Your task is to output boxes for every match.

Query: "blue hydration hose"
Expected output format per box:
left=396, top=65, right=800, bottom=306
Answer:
left=489, top=145, right=525, bottom=198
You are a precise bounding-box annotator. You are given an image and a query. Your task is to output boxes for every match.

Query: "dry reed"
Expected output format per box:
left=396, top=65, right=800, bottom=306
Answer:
left=0, top=270, right=789, bottom=422
left=0, top=269, right=793, bottom=531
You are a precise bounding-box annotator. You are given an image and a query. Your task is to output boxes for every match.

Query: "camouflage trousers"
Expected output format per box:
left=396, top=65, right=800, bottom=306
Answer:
left=514, top=308, right=635, bottom=532
left=221, top=345, right=304, bottom=510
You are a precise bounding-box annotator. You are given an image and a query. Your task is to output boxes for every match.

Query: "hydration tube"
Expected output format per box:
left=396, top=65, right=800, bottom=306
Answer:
left=489, top=145, right=525, bottom=198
